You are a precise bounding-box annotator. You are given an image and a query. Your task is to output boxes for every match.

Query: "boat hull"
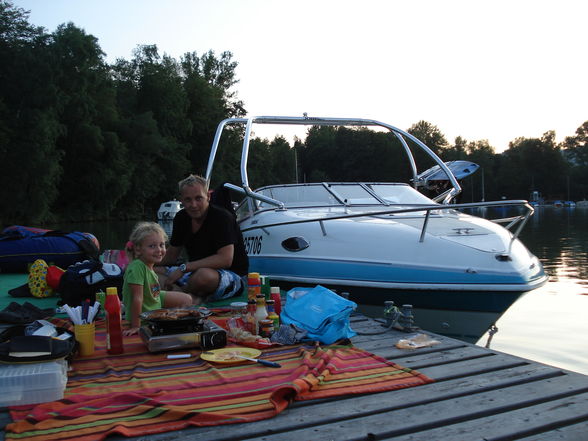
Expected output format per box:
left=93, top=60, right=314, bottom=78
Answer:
left=267, top=277, right=527, bottom=314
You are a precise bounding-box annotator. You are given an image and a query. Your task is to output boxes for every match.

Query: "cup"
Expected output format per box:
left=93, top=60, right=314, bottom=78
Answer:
left=96, top=291, right=106, bottom=310
left=74, top=322, right=96, bottom=356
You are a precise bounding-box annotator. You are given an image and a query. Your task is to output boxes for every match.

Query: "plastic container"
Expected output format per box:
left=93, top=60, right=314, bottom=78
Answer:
left=105, top=286, right=124, bottom=354
left=230, top=301, right=248, bottom=317
left=247, top=272, right=261, bottom=301
left=270, top=286, right=282, bottom=314
left=244, top=299, right=258, bottom=335
left=254, top=294, right=268, bottom=329
left=0, top=360, right=67, bottom=407
left=266, top=299, right=280, bottom=329
left=260, top=275, right=271, bottom=299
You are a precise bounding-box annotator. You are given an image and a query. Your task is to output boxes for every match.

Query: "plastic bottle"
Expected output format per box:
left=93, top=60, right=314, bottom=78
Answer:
left=244, top=299, right=258, bottom=335
left=105, top=286, right=124, bottom=354
left=270, top=286, right=282, bottom=315
left=260, top=275, right=271, bottom=299
left=254, top=294, right=268, bottom=330
left=247, top=272, right=261, bottom=301
left=266, top=299, right=280, bottom=330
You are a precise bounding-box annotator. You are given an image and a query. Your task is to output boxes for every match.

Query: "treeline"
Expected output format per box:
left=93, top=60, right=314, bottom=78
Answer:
left=0, top=1, right=247, bottom=224
left=2, top=1, right=587, bottom=227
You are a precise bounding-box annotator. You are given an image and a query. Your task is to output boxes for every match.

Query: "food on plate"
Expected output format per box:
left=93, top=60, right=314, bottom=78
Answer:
left=144, top=308, right=203, bottom=320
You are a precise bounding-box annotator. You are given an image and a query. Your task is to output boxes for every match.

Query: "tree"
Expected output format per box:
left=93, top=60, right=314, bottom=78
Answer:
left=181, top=50, right=245, bottom=174
left=0, top=1, right=63, bottom=223
left=498, top=131, right=566, bottom=200
left=562, top=121, right=588, bottom=200
left=51, top=23, right=129, bottom=219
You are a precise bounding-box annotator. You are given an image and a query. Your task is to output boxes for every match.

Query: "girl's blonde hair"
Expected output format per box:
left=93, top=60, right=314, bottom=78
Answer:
left=125, top=222, right=168, bottom=260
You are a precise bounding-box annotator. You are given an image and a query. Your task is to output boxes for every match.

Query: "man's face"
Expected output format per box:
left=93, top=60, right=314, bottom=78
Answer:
left=180, top=183, right=210, bottom=220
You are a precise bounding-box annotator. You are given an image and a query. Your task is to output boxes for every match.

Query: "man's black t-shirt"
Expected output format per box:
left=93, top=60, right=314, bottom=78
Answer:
left=169, top=204, right=248, bottom=276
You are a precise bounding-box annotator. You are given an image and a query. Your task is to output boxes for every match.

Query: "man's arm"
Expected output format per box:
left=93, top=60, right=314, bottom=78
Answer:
left=184, top=244, right=234, bottom=272
left=162, top=244, right=234, bottom=290
left=161, top=244, right=182, bottom=266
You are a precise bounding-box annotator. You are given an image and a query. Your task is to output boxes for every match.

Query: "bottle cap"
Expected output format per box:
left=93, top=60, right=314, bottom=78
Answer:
left=106, top=287, right=118, bottom=295
left=270, top=287, right=280, bottom=294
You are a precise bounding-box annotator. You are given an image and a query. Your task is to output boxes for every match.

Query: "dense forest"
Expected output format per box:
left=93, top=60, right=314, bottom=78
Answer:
left=1, top=1, right=587, bottom=226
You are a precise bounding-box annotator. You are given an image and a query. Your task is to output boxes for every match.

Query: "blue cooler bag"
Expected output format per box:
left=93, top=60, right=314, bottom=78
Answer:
left=281, top=285, right=357, bottom=344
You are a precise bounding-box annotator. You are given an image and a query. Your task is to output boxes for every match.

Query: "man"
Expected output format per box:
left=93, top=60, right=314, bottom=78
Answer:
left=160, top=174, right=248, bottom=304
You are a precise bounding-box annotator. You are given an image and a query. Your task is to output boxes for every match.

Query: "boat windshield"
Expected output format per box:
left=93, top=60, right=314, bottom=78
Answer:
left=255, top=183, right=435, bottom=209
left=257, top=185, right=342, bottom=208
left=368, top=184, right=436, bottom=205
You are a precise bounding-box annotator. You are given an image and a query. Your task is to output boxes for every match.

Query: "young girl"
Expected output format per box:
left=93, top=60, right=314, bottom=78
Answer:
left=122, top=222, right=194, bottom=336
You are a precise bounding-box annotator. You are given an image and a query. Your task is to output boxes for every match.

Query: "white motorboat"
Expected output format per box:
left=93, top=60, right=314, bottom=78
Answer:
left=157, top=200, right=182, bottom=221
left=205, top=115, right=548, bottom=340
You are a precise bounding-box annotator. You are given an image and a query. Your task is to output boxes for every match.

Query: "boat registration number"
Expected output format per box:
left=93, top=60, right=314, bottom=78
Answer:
left=244, top=235, right=263, bottom=255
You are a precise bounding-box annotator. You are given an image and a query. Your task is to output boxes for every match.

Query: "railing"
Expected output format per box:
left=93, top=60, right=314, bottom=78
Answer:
left=237, top=193, right=534, bottom=253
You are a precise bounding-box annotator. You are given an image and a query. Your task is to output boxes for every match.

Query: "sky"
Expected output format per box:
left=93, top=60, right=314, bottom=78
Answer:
left=12, top=0, right=588, bottom=152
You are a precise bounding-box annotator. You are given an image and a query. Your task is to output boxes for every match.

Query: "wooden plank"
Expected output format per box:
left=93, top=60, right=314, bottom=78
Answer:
left=385, top=344, right=502, bottom=369
left=124, top=361, right=567, bottom=441
left=414, top=352, right=538, bottom=381
left=517, top=421, right=588, bottom=441
left=239, top=373, right=588, bottom=441
left=388, top=392, right=588, bottom=441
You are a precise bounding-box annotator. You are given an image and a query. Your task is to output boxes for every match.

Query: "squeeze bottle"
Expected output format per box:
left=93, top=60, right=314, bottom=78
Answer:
left=105, top=286, right=124, bottom=354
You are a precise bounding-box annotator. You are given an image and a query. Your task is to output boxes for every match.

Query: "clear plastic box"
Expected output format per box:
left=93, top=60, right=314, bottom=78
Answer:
left=0, top=360, right=68, bottom=407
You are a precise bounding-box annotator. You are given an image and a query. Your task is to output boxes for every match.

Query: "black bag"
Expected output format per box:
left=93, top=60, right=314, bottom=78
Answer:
left=0, top=325, right=77, bottom=363
left=58, top=260, right=123, bottom=306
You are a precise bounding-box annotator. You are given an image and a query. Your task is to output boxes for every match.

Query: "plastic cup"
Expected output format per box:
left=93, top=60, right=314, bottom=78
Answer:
left=96, top=291, right=105, bottom=308
left=74, top=323, right=95, bottom=356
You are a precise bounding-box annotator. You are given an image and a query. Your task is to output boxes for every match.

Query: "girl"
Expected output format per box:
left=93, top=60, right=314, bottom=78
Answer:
left=122, top=222, right=194, bottom=336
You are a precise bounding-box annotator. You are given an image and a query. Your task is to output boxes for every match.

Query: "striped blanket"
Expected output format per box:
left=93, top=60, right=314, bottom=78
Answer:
left=6, top=322, right=432, bottom=441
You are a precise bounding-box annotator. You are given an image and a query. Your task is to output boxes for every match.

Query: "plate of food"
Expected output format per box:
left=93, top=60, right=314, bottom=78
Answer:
left=200, top=347, right=262, bottom=364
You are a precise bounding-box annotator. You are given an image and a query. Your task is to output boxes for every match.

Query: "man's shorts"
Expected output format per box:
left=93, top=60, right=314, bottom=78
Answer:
left=210, top=270, right=246, bottom=301
left=165, top=266, right=191, bottom=287
left=166, top=266, right=245, bottom=301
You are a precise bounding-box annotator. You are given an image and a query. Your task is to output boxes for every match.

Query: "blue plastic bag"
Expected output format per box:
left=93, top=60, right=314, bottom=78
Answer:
left=281, top=285, right=357, bottom=344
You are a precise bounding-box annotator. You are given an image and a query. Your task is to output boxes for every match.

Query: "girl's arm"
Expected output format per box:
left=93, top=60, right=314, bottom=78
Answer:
left=123, top=283, right=144, bottom=336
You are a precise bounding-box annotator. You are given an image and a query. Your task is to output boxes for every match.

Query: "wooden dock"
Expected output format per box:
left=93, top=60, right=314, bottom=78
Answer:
left=2, top=314, right=588, bottom=440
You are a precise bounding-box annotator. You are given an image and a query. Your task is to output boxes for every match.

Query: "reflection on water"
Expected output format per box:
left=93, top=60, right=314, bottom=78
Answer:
left=477, top=207, right=588, bottom=375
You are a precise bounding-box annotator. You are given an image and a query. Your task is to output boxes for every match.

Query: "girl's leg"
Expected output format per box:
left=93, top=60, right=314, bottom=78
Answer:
left=163, top=290, right=195, bottom=308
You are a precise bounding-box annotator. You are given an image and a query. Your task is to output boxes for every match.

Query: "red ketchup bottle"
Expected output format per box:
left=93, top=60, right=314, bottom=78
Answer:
left=105, top=286, right=124, bottom=354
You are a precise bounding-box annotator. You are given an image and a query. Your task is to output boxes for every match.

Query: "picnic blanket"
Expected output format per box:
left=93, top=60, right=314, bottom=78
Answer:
left=6, top=321, right=433, bottom=441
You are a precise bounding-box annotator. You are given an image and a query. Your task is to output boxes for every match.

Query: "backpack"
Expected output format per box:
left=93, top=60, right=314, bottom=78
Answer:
left=58, top=260, right=123, bottom=306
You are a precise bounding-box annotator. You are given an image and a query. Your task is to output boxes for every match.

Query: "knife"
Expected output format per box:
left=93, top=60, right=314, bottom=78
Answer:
left=234, top=355, right=281, bottom=368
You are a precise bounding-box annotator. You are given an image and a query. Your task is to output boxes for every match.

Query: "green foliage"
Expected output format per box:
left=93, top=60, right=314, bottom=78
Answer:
left=0, top=1, right=244, bottom=224
left=1, top=0, right=587, bottom=227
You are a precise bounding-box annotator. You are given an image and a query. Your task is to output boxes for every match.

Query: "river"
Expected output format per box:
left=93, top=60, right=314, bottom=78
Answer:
left=41, top=206, right=588, bottom=375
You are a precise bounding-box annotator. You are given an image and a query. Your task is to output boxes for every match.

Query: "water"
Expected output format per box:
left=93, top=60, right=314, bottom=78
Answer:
left=476, top=207, right=588, bottom=376
left=41, top=208, right=588, bottom=375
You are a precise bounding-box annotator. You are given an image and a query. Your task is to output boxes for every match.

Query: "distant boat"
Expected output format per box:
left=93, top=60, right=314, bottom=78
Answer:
left=564, top=201, right=576, bottom=208
left=157, top=200, right=182, bottom=221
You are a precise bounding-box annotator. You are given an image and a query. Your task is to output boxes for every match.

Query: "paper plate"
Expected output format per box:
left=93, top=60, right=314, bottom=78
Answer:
left=201, top=347, right=262, bottom=364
